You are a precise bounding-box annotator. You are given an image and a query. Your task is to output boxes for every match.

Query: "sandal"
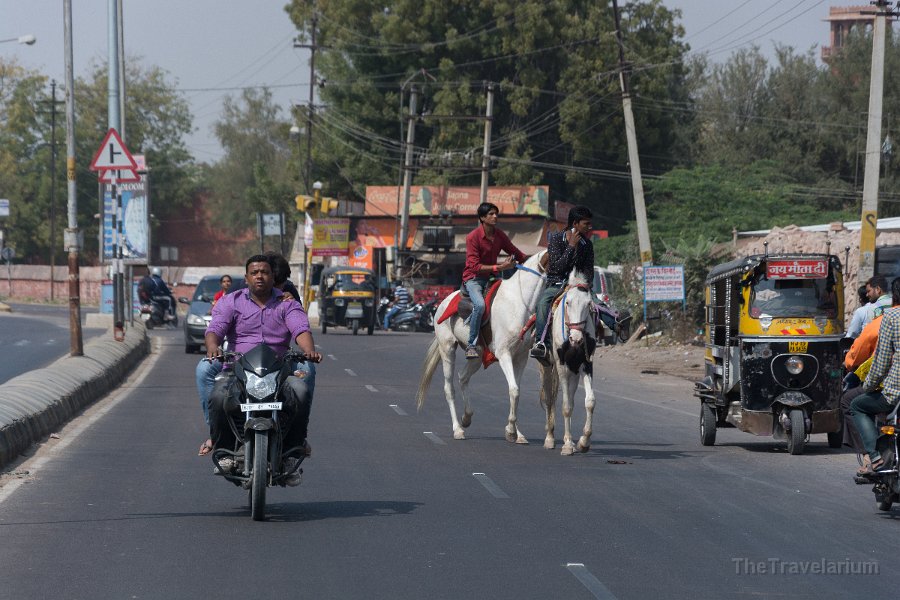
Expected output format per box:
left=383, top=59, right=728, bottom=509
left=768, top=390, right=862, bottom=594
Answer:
left=857, top=456, right=884, bottom=476
left=465, top=345, right=480, bottom=360
left=198, top=439, right=213, bottom=456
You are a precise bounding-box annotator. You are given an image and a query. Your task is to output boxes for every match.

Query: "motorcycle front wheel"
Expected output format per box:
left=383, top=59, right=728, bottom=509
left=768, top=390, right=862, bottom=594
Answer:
left=250, top=430, right=268, bottom=521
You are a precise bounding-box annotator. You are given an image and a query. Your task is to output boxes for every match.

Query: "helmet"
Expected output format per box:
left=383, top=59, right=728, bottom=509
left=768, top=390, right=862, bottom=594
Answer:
left=150, top=267, right=161, bottom=277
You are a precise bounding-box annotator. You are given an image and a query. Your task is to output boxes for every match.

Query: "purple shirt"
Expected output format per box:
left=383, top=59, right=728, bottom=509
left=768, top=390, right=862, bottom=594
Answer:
left=205, top=287, right=310, bottom=356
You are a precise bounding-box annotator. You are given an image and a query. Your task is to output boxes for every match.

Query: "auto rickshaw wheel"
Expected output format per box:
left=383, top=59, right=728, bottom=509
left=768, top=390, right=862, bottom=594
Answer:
left=367, top=320, right=374, bottom=335
left=700, top=403, right=717, bottom=446
left=787, top=409, right=806, bottom=455
left=321, top=320, right=327, bottom=334
left=352, top=319, right=359, bottom=335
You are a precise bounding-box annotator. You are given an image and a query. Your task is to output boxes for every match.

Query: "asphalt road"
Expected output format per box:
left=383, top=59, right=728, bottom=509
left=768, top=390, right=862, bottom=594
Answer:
left=0, top=328, right=894, bottom=599
left=0, top=303, right=105, bottom=385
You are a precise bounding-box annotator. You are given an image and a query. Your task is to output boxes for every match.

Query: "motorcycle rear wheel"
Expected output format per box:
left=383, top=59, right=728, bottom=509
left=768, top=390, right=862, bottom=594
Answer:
left=250, top=431, right=268, bottom=521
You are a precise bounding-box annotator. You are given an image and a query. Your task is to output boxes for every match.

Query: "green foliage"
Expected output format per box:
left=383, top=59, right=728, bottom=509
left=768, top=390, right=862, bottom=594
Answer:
left=658, top=235, right=731, bottom=325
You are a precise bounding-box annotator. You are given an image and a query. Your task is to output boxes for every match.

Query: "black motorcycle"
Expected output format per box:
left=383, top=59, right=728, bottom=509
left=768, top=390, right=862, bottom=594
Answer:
left=139, top=296, right=178, bottom=329
left=209, top=345, right=314, bottom=521
left=379, top=298, right=437, bottom=332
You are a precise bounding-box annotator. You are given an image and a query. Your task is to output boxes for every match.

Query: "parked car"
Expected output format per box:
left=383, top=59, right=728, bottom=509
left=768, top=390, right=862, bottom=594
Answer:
left=178, top=275, right=245, bottom=353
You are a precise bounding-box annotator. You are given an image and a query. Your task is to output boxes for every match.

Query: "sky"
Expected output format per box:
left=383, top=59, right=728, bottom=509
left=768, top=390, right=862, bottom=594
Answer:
left=0, top=0, right=832, bottom=163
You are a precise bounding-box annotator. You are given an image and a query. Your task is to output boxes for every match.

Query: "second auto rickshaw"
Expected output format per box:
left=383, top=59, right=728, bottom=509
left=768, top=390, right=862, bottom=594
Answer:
left=318, top=266, right=377, bottom=335
left=694, top=252, right=845, bottom=455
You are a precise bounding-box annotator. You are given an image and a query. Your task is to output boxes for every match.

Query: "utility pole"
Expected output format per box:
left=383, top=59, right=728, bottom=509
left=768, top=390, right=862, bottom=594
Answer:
left=858, top=0, right=894, bottom=282
left=294, top=10, right=319, bottom=194
left=479, top=84, right=494, bottom=205
left=399, top=86, right=418, bottom=268
left=612, top=0, right=653, bottom=267
left=64, top=0, right=83, bottom=355
left=39, top=80, right=62, bottom=301
left=107, top=0, right=124, bottom=334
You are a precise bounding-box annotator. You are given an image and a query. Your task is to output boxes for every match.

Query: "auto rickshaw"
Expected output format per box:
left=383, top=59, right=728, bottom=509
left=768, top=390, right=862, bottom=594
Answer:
left=318, top=266, right=377, bottom=335
left=694, top=250, right=845, bottom=455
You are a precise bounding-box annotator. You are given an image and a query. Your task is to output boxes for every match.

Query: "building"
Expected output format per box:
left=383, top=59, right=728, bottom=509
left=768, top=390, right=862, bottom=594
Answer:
left=822, top=5, right=895, bottom=62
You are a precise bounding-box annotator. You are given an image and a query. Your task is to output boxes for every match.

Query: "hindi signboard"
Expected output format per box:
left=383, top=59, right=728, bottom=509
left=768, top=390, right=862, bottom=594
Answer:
left=312, top=218, right=350, bottom=257
left=766, top=259, right=828, bottom=279
left=644, top=265, right=686, bottom=302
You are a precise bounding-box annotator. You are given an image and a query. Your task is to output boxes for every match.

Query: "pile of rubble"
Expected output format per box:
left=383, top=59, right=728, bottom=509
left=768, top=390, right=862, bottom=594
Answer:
left=734, top=223, right=900, bottom=317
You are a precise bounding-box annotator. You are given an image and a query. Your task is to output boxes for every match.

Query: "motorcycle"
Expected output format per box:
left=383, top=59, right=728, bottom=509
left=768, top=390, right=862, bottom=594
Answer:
left=596, top=296, right=631, bottom=345
left=859, top=404, right=900, bottom=512
left=139, top=296, right=178, bottom=329
left=380, top=298, right=437, bottom=332
left=209, top=345, right=313, bottom=521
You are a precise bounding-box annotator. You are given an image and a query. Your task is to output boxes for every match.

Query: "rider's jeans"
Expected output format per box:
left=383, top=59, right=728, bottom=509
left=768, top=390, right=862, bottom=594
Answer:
left=849, top=391, right=895, bottom=462
left=464, top=278, right=489, bottom=347
left=196, top=358, right=316, bottom=426
left=534, top=283, right=564, bottom=345
left=384, top=306, right=403, bottom=330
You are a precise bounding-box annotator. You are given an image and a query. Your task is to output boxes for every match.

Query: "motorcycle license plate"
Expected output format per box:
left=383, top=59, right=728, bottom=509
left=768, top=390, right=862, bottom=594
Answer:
left=346, top=302, right=363, bottom=318
left=788, top=341, right=808, bottom=353
left=240, top=402, right=282, bottom=412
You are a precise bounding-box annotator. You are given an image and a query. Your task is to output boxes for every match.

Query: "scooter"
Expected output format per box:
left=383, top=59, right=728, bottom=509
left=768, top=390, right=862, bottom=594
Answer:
left=139, top=296, right=177, bottom=329
left=381, top=298, right=437, bottom=332
left=858, top=404, right=900, bottom=512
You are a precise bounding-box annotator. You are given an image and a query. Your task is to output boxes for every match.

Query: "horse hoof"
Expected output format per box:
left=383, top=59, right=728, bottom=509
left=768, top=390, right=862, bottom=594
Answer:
left=454, top=429, right=466, bottom=440
left=561, top=444, right=575, bottom=456
left=515, top=435, right=529, bottom=445
left=577, top=441, right=590, bottom=453
left=461, top=413, right=472, bottom=428
left=505, top=430, right=517, bottom=443
left=543, top=438, right=555, bottom=450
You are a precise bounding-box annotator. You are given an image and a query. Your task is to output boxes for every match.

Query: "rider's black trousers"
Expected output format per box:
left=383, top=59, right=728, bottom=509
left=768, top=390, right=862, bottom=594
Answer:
left=208, top=371, right=313, bottom=452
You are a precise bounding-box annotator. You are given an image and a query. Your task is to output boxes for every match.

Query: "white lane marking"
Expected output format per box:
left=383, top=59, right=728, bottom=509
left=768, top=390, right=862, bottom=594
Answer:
left=14, top=340, right=29, bottom=346
left=0, top=337, right=162, bottom=505
left=327, top=354, right=336, bottom=361
left=472, top=473, right=509, bottom=498
left=365, top=384, right=378, bottom=392
left=390, top=404, right=407, bottom=416
left=423, top=431, right=445, bottom=445
left=566, top=563, right=619, bottom=599
left=344, top=368, right=357, bottom=377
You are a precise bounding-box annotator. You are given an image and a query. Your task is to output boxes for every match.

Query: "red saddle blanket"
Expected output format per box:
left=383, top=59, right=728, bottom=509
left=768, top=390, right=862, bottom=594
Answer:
left=437, top=280, right=503, bottom=325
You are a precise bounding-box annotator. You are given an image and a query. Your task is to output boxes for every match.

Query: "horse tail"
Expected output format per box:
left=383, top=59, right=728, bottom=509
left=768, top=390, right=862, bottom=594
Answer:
left=538, top=361, right=558, bottom=410
left=416, top=337, right=442, bottom=411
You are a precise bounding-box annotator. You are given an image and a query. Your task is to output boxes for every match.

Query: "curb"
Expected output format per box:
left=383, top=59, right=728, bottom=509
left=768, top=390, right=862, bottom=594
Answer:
left=0, top=323, right=150, bottom=469
left=0, top=302, right=10, bottom=313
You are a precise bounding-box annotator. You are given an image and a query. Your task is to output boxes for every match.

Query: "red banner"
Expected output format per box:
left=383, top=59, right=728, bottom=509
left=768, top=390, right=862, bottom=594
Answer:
left=766, top=260, right=828, bottom=279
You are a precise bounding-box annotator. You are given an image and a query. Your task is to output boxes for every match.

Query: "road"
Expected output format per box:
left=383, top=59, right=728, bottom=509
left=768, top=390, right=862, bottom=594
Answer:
left=0, top=328, right=894, bottom=599
left=0, top=303, right=105, bottom=385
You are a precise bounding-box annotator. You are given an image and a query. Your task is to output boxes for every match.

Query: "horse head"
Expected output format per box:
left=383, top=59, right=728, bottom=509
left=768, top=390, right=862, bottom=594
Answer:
left=555, top=270, right=596, bottom=374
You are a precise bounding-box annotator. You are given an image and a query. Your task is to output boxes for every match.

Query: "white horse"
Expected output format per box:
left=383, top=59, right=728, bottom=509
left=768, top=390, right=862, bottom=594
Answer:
left=538, top=270, right=598, bottom=455
left=416, top=251, right=547, bottom=442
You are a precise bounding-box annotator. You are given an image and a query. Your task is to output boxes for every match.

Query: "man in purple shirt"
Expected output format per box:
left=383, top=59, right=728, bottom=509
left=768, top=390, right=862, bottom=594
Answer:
left=205, top=255, right=322, bottom=484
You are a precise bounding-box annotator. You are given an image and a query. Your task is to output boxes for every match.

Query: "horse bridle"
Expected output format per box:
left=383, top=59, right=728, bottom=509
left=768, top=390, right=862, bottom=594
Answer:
left=563, top=283, right=593, bottom=332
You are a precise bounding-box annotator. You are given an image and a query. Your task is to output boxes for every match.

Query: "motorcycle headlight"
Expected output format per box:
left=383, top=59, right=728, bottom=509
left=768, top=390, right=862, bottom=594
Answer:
left=245, top=372, right=278, bottom=399
left=785, top=356, right=804, bottom=375
left=335, top=298, right=345, bottom=306
left=365, top=298, right=374, bottom=307
left=187, top=313, right=206, bottom=326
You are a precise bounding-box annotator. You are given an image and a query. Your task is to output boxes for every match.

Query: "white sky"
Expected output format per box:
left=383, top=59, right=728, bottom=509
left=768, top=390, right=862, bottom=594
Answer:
left=1, top=0, right=831, bottom=163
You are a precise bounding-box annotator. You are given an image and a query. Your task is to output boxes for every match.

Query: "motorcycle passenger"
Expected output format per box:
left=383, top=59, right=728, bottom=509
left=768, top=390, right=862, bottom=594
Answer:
left=850, top=278, right=900, bottom=477
left=462, top=202, right=527, bottom=359
left=205, top=255, right=322, bottom=485
left=383, top=280, right=411, bottom=330
left=530, top=205, right=594, bottom=361
left=139, top=266, right=176, bottom=321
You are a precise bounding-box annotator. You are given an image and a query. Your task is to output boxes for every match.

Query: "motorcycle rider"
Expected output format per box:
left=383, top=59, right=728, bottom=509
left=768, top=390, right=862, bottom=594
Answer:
left=196, top=254, right=314, bottom=457
left=139, top=266, right=176, bottom=321
left=530, top=205, right=594, bottom=361
left=383, top=279, right=411, bottom=330
left=850, top=277, right=900, bottom=477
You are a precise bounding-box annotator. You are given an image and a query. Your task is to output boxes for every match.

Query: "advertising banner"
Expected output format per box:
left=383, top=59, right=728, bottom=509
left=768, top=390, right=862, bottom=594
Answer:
left=102, top=175, right=150, bottom=264
left=766, top=259, right=828, bottom=279
left=348, top=242, right=374, bottom=270
left=312, top=218, right=350, bottom=257
left=644, top=265, right=686, bottom=302
left=365, top=185, right=549, bottom=217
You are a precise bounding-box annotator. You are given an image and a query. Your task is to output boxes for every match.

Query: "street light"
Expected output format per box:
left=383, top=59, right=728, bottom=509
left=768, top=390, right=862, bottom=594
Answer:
left=0, top=34, right=36, bottom=45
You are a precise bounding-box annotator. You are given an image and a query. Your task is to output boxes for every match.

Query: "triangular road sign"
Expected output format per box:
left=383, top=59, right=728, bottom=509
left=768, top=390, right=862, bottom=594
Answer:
left=90, top=128, right=138, bottom=171
left=98, top=168, right=142, bottom=183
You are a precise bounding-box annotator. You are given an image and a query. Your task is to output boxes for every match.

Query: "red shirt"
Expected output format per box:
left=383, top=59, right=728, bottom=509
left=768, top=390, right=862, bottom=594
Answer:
left=462, top=225, right=527, bottom=282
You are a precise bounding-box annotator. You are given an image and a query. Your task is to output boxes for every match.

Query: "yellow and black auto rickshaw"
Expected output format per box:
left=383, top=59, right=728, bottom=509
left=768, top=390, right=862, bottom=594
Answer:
left=694, top=251, right=845, bottom=454
left=318, top=266, right=377, bottom=335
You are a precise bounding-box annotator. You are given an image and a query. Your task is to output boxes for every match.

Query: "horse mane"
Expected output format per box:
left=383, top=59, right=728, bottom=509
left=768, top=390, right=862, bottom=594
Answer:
left=567, top=268, right=588, bottom=287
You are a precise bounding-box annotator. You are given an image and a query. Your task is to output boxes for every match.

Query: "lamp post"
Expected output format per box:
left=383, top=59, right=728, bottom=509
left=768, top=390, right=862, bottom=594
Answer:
left=0, top=34, right=36, bottom=45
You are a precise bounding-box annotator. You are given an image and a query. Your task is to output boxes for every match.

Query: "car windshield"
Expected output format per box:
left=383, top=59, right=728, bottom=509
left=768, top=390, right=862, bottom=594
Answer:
left=192, top=276, right=245, bottom=301
left=325, top=272, right=375, bottom=292
left=750, top=277, right=836, bottom=318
